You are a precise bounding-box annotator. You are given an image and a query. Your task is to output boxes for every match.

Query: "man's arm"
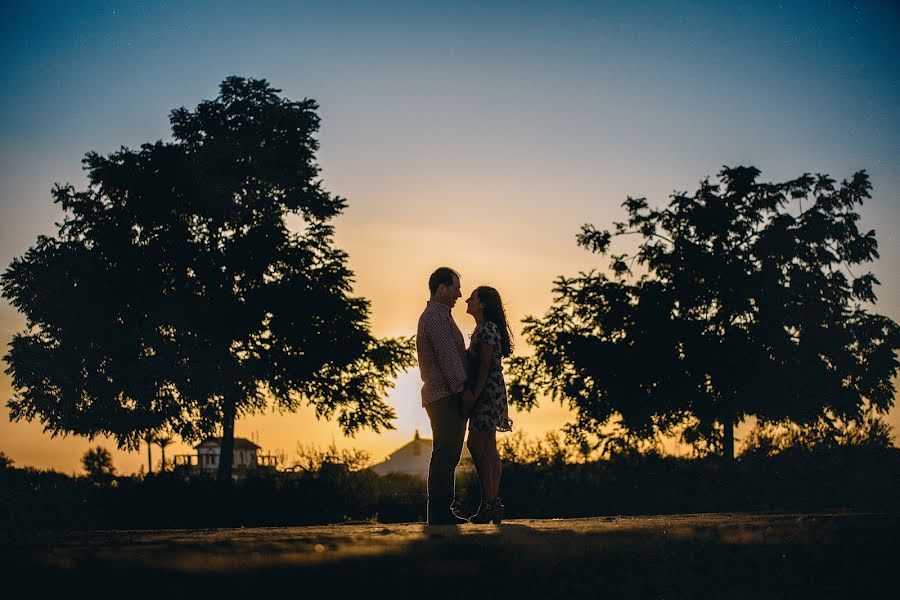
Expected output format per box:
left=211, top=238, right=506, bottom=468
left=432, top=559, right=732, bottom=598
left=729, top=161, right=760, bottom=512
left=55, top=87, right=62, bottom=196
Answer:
left=424, top=317, right=467, bottom=394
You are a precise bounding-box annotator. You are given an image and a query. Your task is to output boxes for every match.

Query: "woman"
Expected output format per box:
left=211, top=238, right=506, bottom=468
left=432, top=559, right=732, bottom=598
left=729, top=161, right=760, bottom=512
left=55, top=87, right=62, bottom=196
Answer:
left=464, top=285, right=514, bottom=524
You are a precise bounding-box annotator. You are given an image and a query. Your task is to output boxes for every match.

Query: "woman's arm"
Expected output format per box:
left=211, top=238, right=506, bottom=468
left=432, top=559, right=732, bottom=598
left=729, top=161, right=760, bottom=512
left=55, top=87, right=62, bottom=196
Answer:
left=471, top=342, right=494, bottom=400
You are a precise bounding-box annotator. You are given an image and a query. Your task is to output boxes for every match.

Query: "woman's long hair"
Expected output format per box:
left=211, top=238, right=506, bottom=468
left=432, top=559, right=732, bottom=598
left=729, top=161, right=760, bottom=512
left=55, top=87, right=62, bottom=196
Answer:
left=475, top=286, right=514, bottom=357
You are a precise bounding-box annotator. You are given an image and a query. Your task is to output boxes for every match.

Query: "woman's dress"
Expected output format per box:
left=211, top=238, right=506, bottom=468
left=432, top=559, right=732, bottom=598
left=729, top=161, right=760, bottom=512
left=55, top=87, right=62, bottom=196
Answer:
left=468, top=321, right=513, bottom=432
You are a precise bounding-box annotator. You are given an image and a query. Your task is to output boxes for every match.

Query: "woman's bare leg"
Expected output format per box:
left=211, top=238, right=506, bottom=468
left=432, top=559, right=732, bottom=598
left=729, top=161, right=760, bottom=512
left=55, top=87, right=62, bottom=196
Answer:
left=485, top=432, right=501, bottom=501
left=467, top=431, right=491, bottom=503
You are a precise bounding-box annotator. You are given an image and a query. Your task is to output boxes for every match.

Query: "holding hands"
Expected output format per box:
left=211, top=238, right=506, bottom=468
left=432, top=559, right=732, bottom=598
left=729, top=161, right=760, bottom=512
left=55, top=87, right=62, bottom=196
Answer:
left=462, top=389, right=476, bottom=417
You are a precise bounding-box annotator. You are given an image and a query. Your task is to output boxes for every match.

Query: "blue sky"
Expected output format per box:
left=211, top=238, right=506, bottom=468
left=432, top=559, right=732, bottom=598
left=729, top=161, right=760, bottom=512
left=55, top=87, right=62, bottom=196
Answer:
left=1, top=0, right=898, bottom=472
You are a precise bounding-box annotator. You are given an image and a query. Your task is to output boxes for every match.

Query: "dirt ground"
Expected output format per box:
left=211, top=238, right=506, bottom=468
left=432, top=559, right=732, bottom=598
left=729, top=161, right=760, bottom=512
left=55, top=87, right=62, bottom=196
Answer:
left=2, top=512, right=897, bottom=599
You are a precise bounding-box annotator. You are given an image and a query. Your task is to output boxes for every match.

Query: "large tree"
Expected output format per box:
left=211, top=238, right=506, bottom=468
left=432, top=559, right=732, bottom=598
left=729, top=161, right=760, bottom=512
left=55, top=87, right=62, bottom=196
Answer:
left=2, top=77, right=415, bottom=481
left=509, top=167, right=899, bottom=460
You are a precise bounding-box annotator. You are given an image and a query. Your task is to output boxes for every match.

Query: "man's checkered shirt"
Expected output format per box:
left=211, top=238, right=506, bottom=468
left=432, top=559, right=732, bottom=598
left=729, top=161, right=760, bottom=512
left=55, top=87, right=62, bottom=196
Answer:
left=416, top=300, right=467, bottom=406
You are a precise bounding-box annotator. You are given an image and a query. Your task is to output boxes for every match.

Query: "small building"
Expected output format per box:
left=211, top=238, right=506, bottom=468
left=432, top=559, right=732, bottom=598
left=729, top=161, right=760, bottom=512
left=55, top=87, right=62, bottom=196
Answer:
left=174, top=437, right=278, bottom=475
left=196, top=437, right=261, bottom=472
left=370, top=430, right=473, bottom=479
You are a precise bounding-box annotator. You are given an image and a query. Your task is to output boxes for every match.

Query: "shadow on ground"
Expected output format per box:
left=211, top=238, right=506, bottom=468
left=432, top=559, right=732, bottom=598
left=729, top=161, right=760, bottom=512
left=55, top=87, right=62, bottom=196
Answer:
left=2, top=513, right=896, bottom=599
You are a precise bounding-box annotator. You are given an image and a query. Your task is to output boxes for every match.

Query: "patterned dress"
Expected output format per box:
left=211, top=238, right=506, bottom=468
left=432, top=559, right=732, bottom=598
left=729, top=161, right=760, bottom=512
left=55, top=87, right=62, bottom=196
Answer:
left=468, top=321, right=513, bottom=433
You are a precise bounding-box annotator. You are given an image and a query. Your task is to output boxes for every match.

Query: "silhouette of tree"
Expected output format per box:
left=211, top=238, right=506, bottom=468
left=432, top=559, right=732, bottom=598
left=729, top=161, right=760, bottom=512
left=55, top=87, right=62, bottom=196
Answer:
left=143, top=432, right=156, bottom=475
left=2, top=77, right=415, bottom=483
left=292, top=442, right=371, bottom=473
left=155, top=435, right=173, bottom=472
left=740, top=406, right=894, bottom=458
left=82, top=446, right=116, bottom=483
left=509, top=167, right=899, bottom=460
left=496, top=430, right=593, bottom=466
left=0, top=451, right=13, bottom=469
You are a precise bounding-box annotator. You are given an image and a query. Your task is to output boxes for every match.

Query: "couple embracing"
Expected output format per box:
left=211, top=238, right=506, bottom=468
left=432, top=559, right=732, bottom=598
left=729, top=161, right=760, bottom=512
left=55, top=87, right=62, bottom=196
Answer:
left=416, top=267, right=513, bottom=525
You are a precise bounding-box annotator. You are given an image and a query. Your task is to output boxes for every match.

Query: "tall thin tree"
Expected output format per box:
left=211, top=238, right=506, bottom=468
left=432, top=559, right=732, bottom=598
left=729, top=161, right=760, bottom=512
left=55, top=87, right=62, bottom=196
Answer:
left=143, top=432, right=155, bottom=474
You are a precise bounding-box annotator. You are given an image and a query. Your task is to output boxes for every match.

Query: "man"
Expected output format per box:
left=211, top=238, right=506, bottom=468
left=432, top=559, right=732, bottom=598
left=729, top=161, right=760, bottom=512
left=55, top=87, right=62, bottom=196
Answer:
left=417, top=267, right=475, bottom=525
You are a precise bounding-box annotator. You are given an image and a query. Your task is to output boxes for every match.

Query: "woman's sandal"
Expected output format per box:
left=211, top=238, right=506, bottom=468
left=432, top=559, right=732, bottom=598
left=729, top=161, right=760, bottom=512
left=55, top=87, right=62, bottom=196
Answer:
left=491, top=500, right=504, bottom=525
left=470, top=498, right=504, bottom=524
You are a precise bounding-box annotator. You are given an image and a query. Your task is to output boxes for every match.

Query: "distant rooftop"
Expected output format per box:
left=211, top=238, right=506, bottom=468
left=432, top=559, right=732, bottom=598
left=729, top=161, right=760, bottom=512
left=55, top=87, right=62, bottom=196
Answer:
left=194, top=437, right=261, bottom=450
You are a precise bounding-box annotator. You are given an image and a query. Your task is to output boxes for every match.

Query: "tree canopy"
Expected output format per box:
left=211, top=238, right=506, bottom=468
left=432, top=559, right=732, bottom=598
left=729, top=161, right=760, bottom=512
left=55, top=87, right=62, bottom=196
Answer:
left=508, top=166, right=899, bottom=460
left=2, top=77, right=416, bottom=480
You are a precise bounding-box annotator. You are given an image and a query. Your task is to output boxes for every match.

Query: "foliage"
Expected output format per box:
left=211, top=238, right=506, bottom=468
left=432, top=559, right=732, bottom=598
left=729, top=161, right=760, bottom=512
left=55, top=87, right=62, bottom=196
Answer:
left=497, top=430, right=593, bottom=466
left=741, top=407, right=895, bottom=458
left=496, top=428, right=664, bottom=465
left=81, top=446, right=116, bottom=483
left=594, top=425, right=666, bottom=460
left=3, top=448, right=898, bottom=532
left=509, top=166, right=899, bottom=459
left=292, top=442, right=372, bottom=473
left=1, top=77, right=416, bottom=481
left=0, top=451, right=13, bottom=469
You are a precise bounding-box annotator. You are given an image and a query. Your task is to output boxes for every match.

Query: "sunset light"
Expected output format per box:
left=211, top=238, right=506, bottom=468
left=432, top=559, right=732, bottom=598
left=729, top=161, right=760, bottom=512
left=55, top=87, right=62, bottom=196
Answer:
left=2, top=3, right=898, bottom=596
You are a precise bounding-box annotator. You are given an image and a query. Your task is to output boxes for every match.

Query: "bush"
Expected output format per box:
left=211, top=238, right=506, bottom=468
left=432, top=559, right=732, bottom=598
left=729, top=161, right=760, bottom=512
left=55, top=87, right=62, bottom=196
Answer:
left=741, top=410, right=895, bottom=458
left=1, top=446, right=897, bottom=532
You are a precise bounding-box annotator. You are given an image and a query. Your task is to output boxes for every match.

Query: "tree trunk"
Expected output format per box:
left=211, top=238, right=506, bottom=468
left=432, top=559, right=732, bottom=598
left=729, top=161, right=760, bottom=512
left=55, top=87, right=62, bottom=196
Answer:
left=146, top=438, right=153, bottom=474
left=217, top=396, right=236, bottom=484
left=718, top=389, right=737, bottom=462
left=723, top=419, right=735, bottom=462
left=160, top=445, right=166, bottom=472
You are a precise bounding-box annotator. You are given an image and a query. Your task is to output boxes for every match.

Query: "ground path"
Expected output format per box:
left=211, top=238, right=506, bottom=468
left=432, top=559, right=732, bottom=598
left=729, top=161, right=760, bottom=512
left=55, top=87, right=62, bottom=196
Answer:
left=3, top=512, right=896, bottom=598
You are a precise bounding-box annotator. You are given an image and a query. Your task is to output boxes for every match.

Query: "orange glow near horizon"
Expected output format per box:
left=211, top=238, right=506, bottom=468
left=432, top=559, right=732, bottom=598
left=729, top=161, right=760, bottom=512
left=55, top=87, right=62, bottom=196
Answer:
left=2, top=206, right=898, bottom=475
left=0, top=216, right=606, bottom=475
left=2, top=1, right=899, bottom=475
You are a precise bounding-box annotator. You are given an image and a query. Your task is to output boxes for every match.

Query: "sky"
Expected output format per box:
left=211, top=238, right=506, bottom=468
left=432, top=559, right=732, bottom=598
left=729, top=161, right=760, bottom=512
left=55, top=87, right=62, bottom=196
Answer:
left=1, top=0, right=898, bottom=474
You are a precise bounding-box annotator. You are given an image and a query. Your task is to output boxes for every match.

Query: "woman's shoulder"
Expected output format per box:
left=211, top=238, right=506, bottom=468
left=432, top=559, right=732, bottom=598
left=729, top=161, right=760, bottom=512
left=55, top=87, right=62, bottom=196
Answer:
left=480, top=321, right=502, bottom=341
left=476, top=321, right=499, bottom=334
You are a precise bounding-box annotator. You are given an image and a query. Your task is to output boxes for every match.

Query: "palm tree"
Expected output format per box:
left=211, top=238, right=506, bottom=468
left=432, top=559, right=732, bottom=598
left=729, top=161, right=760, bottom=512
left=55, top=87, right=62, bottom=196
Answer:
left=155, top=436, right=173, bottom=472
left=143, top=431, right=156, bottom=474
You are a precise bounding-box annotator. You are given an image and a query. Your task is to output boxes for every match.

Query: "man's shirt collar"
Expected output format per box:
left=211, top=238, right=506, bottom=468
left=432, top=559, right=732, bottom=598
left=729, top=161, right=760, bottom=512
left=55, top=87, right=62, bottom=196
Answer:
left=426, top=299, right=452, bottom=314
